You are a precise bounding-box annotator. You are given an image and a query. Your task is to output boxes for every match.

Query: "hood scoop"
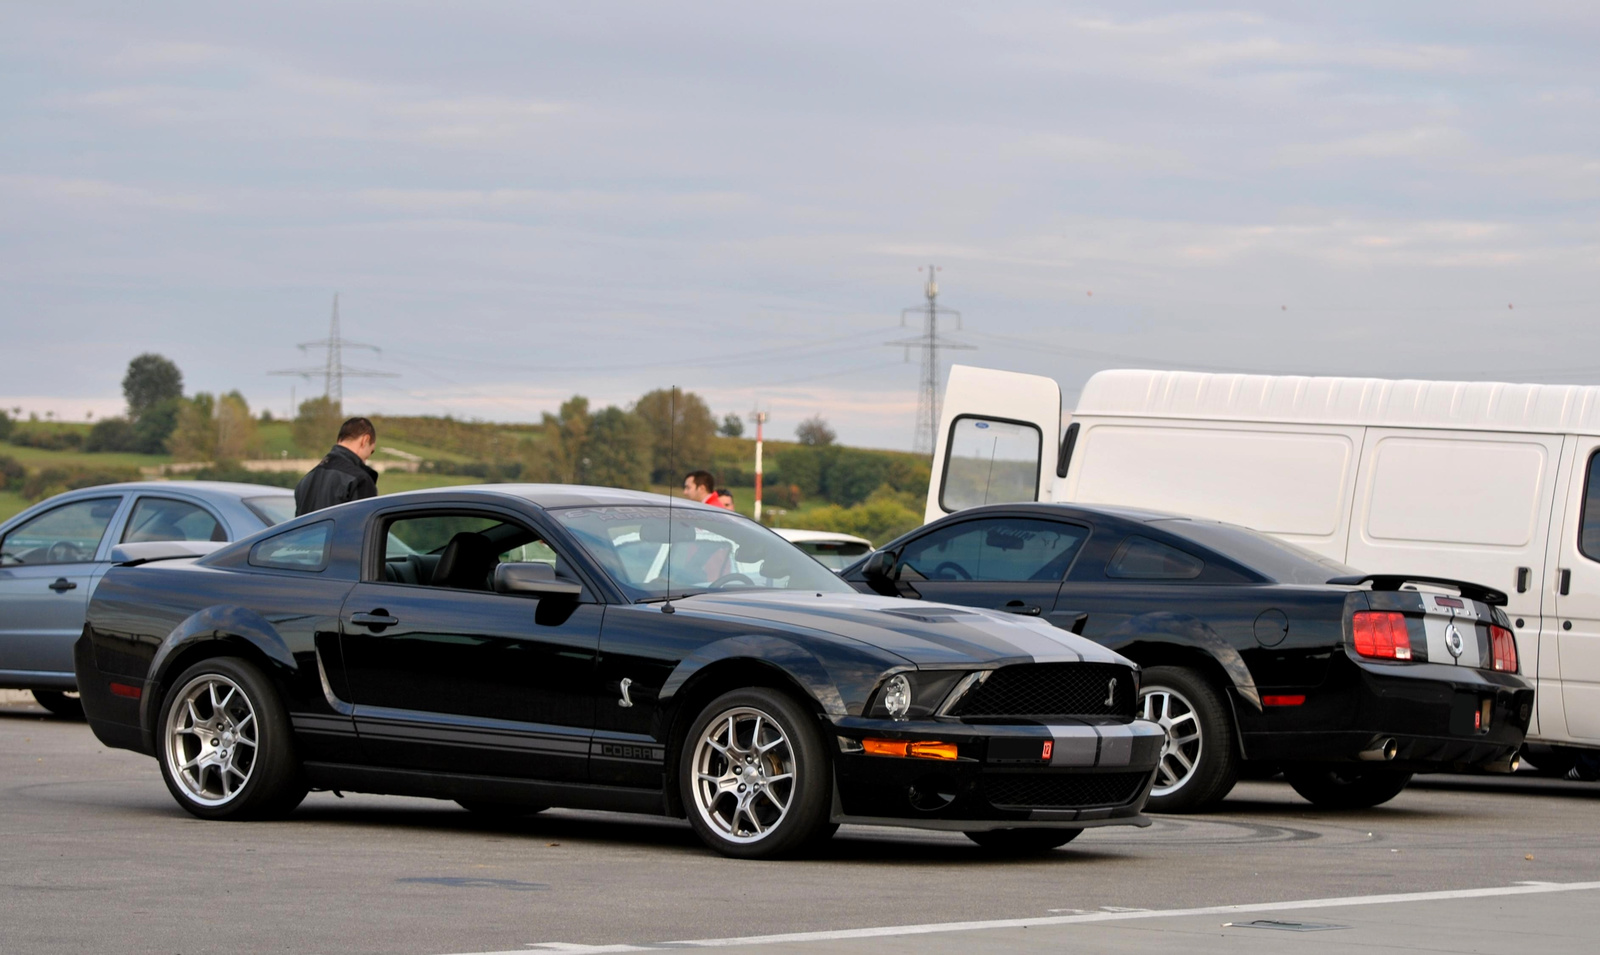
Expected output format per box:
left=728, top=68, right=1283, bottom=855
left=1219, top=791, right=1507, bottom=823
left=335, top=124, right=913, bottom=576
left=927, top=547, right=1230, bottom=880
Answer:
left=878, top=607, right=983, bottom=625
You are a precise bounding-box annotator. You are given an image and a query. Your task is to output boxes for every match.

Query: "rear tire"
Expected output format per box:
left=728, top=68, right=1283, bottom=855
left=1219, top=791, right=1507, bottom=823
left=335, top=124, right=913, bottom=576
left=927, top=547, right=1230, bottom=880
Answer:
left=1138, top=666, right=1239, bottom=813
left=455, top=799, right=549, bottom=818
left=32, top=689, right=84, bottom=720
left=157, top=657, right=307, bottom=820
left=964, top=828, right=1081, bottom=854
left=1282, top=764, right=1413, bottom=809
left=680, top=687, right=832, bottom=859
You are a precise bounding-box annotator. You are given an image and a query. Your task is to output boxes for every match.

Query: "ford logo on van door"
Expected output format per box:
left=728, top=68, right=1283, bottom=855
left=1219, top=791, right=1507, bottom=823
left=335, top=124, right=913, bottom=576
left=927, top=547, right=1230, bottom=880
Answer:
left=1445, top=622, right=1465, bottom=659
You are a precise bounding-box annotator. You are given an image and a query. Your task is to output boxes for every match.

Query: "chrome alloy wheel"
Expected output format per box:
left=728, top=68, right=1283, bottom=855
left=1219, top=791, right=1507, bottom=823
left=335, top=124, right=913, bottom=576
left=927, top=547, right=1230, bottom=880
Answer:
left=690, top=706, right=797, bottom=844
left=1140, top=686, right=1203, bottom=797
left=164, top=674, right=259, bottom=807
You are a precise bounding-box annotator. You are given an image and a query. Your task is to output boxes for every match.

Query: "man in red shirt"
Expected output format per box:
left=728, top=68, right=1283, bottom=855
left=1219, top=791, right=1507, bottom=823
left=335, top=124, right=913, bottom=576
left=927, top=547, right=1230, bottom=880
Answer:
left=682, top=470, right=732, bottom=508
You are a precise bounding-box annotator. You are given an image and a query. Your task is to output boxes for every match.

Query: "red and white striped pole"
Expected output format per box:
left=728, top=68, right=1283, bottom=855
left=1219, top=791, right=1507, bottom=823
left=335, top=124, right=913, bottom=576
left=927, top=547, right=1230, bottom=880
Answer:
left=751, top=410, right=768, bottom=522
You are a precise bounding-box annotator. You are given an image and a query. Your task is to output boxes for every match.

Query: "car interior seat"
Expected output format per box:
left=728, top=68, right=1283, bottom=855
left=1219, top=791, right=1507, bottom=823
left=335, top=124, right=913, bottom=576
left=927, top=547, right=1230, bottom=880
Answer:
left=433, top=532, right=501, bottom=590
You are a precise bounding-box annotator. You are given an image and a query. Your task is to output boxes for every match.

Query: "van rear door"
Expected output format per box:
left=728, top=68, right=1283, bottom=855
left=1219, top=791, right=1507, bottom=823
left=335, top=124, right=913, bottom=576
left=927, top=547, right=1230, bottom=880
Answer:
left=1552, top=437, right=1600, bottom=742
left=926, top=365, right=1061, bottom=523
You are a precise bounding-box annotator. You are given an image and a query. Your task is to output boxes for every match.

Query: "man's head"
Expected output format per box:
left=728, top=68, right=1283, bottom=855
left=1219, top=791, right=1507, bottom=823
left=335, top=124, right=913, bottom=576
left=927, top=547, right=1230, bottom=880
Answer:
left=682, top=469, right=716, bottom=499
left=336, top=417, right=377, bottom=461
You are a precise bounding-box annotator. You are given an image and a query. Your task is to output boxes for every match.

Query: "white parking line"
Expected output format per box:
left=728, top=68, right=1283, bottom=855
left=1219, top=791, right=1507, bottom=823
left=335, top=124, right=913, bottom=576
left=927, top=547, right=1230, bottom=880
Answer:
left=447, top=879, right=1600, bottom=954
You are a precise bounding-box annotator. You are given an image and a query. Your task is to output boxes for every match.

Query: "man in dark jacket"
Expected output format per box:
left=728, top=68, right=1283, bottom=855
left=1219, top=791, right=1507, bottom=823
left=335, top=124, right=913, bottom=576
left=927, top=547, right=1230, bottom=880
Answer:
left=294, top=417, right=380, bottom=516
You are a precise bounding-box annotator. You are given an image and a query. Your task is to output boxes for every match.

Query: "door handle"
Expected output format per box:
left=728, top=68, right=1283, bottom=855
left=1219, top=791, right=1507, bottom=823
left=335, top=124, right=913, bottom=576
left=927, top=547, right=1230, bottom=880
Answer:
left=49, top=577, right=77, bottom=593
left=1002, top=600, right=1042, bottom=616
left=1516, top=567, right=1530, bottom=594
left=350, top=610, right=399, bottom=629
left=1560, top=568, right=1571, bottom=597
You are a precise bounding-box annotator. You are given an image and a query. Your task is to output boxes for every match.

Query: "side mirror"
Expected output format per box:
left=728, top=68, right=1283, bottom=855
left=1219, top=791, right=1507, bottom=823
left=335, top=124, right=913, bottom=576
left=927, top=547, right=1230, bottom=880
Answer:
left=862, top=549, right=896, bottom=582
left=494, top=562, right=582, bottom=598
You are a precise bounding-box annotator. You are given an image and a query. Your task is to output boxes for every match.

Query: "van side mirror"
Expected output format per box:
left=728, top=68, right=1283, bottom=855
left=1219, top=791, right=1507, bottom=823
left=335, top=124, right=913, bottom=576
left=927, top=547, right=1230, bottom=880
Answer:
left=494, top=562, right=582, bottom=598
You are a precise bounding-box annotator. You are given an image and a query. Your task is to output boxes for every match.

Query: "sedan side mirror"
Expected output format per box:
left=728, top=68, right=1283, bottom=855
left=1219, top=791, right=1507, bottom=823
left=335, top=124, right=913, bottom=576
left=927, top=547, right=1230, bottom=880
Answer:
left=494, top=562, right=582, bottom=598
left=861, top=550, right=900, bottom=597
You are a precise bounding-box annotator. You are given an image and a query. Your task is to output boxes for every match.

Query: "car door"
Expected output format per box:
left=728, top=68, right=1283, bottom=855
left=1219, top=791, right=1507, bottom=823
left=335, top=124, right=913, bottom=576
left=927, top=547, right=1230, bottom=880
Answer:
left=887, top=516, right=1090, bottom=621
left=338, top=507, right=603, bottom=782
left=1552, top=440, right=1600, bottom=741
left=0, top=495, right=126, bottom=677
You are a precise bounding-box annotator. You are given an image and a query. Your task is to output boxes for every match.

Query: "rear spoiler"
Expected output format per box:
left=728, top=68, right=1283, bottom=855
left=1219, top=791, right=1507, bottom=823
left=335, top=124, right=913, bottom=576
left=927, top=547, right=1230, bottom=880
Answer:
left=111, top=541, right=227, bottom=566
left=1326, top=574, right=1508, bottom=608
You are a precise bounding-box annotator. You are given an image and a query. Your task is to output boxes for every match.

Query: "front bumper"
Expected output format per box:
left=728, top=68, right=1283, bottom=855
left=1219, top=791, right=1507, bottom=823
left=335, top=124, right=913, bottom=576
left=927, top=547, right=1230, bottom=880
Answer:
left=829, top=716, right=1164, bottom=830
left=1243, top=656, right=1534, bottom=772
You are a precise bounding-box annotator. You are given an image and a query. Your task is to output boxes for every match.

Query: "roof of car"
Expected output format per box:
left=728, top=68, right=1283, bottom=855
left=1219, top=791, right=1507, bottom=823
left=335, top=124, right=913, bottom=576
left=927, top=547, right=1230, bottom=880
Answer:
left=957, top=501, right=1192, bottom=524
left=53, top=481, right=293, bottom=497
left=385, top=483, right=730, bottom=511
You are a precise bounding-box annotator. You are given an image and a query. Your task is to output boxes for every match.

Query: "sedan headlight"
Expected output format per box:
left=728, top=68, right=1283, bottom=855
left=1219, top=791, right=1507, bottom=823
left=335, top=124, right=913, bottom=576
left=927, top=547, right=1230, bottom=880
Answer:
left=867, top=670, right=970, bottom=721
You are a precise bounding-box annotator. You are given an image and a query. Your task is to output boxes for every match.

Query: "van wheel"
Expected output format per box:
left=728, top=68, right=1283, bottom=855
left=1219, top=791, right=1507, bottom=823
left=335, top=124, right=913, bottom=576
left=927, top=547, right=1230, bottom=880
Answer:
left=1282, top=764, right=1413, bottom=809
left=32, top=690, right=84, bottom=720
left=1138, top=666, right=1239, bottom=813
left=157, top=657, right=307, bottom=820
left=964, top=828, right=1081, bottom=854
left=680, top=688, right=832, bottom=859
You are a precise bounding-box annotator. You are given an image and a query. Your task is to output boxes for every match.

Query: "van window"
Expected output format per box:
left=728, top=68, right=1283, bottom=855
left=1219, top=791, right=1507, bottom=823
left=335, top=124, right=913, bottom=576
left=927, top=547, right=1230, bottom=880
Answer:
left=1582, top=451, right=1600, bottom=563
left=899, top=518, right=1088, bottom=582
left=1105, top=536, right=1204, bottom=580
left=940, top=416, right=1041, bottom=513
left=249, top=522, right=331, bottom=572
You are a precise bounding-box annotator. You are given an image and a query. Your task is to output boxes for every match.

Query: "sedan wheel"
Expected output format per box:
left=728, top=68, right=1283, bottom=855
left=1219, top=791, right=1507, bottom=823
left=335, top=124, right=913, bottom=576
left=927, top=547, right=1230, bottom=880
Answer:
left=158, top=657, right=306, bottom=820
left=1136, top=666, right=1239, bottom=813
left=681, top=688, right=830, bottom=858
left=32, top=689, right=84, bottom=720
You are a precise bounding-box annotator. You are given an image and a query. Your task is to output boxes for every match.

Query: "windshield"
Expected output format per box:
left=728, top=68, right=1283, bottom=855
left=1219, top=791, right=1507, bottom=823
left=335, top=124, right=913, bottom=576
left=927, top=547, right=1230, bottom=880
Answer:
left=1152, top=518, right=1359, bottom=585
left=243, top=496, right=297, bottom=527
left=552, top=505, right=854, bottom=600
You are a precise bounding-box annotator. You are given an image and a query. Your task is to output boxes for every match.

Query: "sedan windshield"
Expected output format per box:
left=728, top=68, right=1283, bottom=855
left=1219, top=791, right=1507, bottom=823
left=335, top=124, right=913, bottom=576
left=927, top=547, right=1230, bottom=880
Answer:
left=552, top=505, right=854, bottom=601
left=1152, top=518, right=1359, bottom=585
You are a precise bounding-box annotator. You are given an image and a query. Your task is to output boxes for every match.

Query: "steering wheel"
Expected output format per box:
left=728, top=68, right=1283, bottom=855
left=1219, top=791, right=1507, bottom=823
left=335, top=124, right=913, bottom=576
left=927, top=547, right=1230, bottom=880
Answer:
left=933, top=561, right=972, bottom=581
left=708, top=572, right=756, bottom=589
left=47, top=541, right=86, bottom=563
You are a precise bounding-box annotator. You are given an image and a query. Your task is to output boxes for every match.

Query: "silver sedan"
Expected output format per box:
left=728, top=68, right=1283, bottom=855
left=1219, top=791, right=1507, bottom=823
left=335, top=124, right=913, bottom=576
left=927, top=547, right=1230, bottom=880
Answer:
left=0, top=481, right=294, bottom=716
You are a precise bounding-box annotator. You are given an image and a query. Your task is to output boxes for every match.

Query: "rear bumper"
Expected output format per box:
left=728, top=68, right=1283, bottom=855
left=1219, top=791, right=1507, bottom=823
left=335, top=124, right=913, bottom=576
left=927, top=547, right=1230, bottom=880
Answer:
left=73, top=631, right=152, bottom=755
left=1243, top=657, right=1533, bottom=771
left=830, top=716, right=1163, bottom=829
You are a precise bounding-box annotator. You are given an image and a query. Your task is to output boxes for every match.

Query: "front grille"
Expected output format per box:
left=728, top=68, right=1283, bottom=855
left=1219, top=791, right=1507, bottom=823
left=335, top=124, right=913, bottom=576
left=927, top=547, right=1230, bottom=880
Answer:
left=984, top=772, right=1150, bottom=810
left=948, top=663, right=1136, bottom=720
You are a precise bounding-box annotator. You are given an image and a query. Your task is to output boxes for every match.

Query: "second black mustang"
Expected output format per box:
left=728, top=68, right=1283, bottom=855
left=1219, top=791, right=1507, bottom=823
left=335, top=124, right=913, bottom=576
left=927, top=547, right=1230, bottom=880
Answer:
left=75, top=486, right=1163, bottom=858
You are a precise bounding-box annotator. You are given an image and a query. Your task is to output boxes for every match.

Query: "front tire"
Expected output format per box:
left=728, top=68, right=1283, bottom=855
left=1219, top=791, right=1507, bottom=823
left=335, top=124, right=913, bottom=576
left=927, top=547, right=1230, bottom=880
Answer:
left=1138, top=666, right=1239, bottom=813
left=32, top=689, right=84, bottom=720
left=680, top=688, right=832, bottom=859
left=1282, top=764, right=1413, bottom=809
left=964, top=828, right=1081, bottom=854
left=157, top=657, right=306, bottom=820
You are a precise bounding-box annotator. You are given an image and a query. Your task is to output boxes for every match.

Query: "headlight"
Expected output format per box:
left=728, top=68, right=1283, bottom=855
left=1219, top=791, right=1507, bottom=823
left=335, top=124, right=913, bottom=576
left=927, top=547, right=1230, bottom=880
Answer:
left=882, top=674, right=912, bottom=720
left=867, top=670, right=970, bottom=721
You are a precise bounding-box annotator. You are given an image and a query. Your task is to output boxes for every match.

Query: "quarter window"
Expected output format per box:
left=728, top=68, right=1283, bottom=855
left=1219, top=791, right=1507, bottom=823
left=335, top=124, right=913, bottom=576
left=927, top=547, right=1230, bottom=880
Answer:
left=1582, top=451, right=1600, bottom=563
left=122, top=497, right=225, bottom=543
left=940, top=416, right=1042, bottom=513
left=249, top=522, right=332, bottom=572
left=898, top=518, right=1088, bottom=583
left=0, top=497, right=121, bottom=565
left=1106, top=536, right=1204, bottom=580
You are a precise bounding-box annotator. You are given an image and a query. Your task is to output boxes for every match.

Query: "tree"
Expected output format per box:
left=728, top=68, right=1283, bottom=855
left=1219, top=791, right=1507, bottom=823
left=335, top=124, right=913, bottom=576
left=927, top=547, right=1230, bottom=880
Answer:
left=584, top=406, right=652, bottom=489
left=122, top=354, right=183, bottom=420
left=85, top=417, right=138, bottom=453
left=719, top=413, right=745, bottom=438
left=167, top=393, right=216, bottom=461
left=795, top=415, right=836, bottom=447
left=213, top=391, right=262, bottom=463
left=131, top=399, right=181, bottom=454
left=0, top=409, right=12, bottom=441
left=293, top=396, right=343, bottom=455
left=633, top=388, right=716, bottom=482
left=523, top=396, right=591, bottom=483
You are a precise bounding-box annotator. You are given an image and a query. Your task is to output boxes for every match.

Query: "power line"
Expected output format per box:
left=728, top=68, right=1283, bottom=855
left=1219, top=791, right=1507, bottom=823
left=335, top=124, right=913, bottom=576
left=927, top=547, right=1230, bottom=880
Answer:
left=886, top=266, right=974, bottom=455
left=269, top=293, right=397, bottom=406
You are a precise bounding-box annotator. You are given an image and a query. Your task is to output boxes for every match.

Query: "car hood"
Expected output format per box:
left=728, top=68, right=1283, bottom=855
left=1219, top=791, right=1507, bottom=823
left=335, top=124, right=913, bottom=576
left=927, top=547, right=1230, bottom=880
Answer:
left=676, top=590, right=1130, bottom=668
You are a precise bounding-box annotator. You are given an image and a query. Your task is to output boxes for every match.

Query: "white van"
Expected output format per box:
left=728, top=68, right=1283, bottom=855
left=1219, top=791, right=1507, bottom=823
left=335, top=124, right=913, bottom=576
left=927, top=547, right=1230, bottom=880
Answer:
left=929, top=364, right=1600, bottom=763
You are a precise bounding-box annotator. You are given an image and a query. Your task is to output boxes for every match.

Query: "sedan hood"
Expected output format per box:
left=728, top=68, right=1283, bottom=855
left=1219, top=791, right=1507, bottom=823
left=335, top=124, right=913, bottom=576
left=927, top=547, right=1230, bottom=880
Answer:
left=678, top=590, right=1129, bottom=668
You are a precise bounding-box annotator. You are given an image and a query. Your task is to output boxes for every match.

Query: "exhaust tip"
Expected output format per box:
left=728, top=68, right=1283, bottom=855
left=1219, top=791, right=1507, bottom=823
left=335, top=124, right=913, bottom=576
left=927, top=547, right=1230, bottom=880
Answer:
left=1360, top=738, right=1399, bottom=761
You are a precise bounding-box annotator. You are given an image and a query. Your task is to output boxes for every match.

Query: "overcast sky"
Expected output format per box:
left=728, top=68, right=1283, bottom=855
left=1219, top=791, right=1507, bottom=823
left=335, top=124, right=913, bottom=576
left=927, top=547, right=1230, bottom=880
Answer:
left=2, top=2, right=1597, bottom=449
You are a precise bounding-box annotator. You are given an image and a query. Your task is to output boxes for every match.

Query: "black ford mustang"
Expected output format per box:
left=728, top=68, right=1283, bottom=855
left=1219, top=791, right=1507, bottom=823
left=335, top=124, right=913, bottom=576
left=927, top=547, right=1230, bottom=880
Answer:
left=75, top=486, right=1163, bottom=858
left=843, top=503, right=1535, bottom=813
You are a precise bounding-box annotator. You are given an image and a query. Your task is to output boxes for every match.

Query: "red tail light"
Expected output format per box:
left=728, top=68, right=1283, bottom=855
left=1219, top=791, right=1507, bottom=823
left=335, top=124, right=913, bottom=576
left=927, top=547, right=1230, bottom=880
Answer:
left=1352, top=611, right=1412, bottom=660
left=1489, top=625, right=1518, bottom=673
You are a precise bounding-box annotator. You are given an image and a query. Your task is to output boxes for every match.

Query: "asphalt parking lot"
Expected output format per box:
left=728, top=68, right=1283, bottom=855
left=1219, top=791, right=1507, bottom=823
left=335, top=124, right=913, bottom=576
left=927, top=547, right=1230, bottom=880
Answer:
left=4, top=692, right=1598, bottom=955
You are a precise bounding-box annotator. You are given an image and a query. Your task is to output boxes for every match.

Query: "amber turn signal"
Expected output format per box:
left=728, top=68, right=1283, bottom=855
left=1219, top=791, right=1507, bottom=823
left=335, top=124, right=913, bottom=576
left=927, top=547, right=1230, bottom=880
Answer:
left=862, top=739, right=959, bottom=760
